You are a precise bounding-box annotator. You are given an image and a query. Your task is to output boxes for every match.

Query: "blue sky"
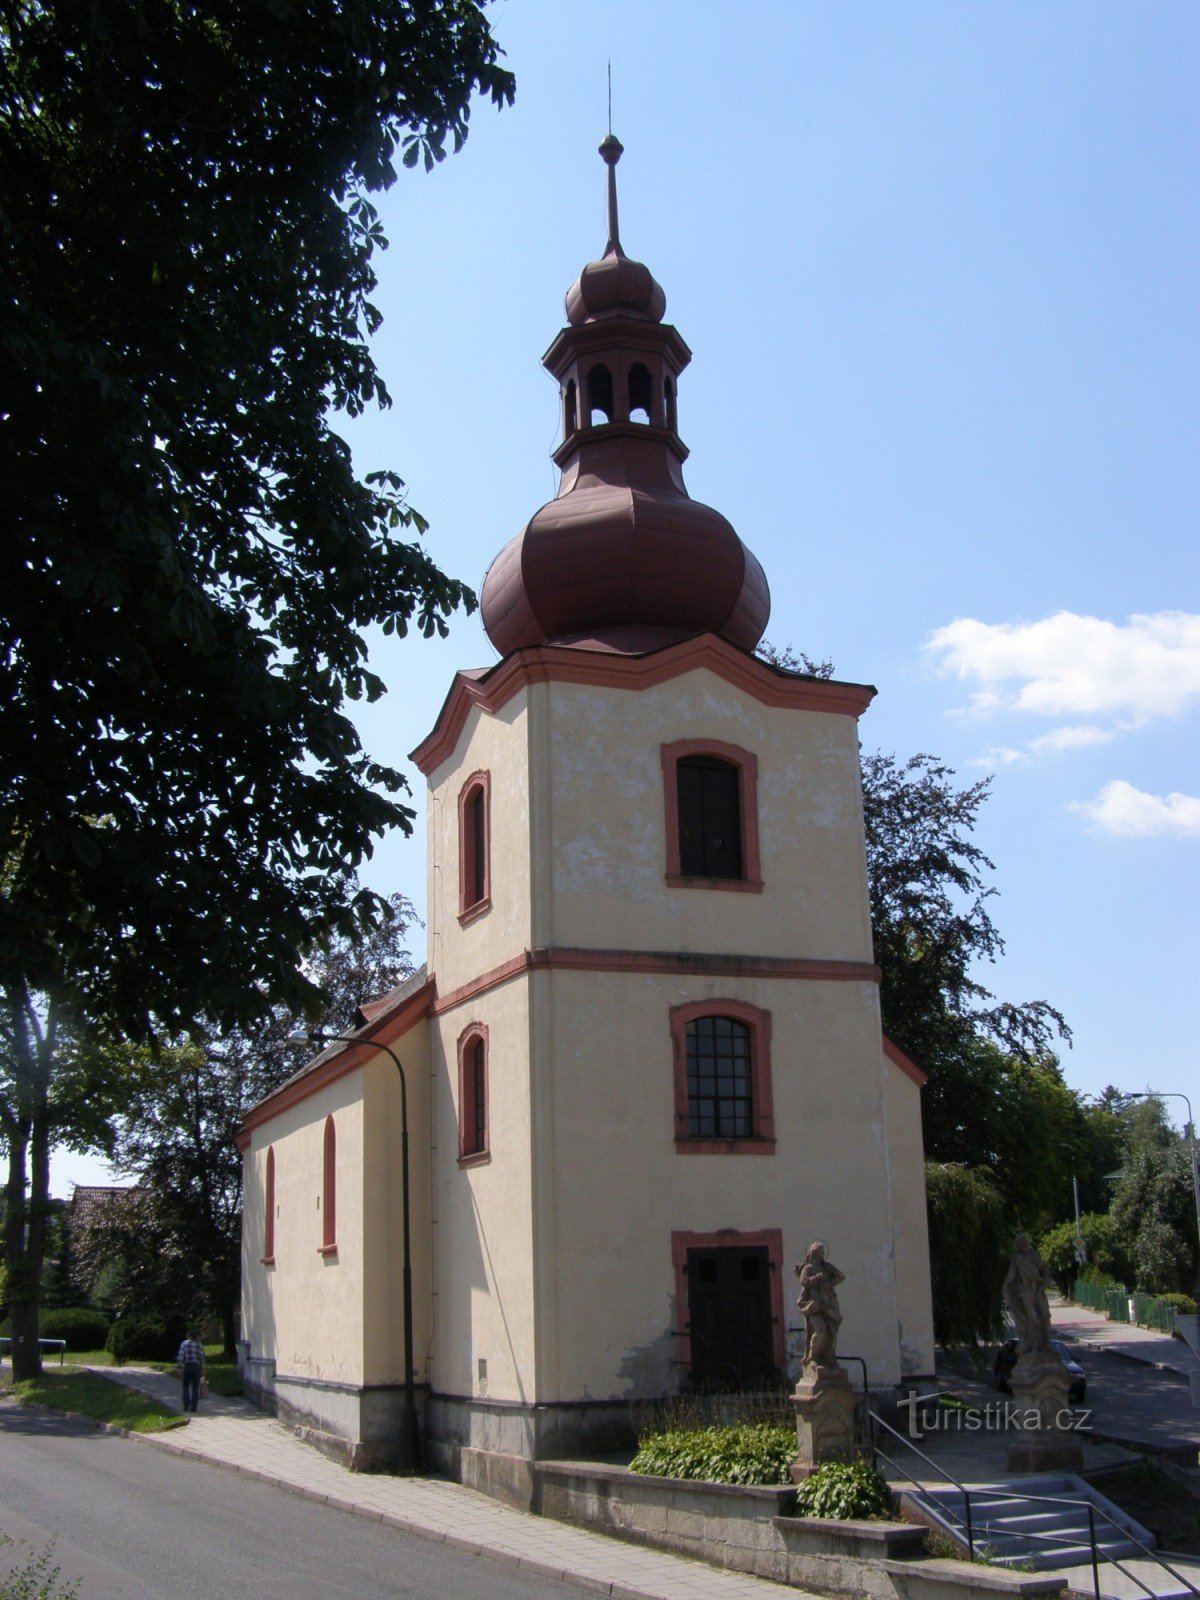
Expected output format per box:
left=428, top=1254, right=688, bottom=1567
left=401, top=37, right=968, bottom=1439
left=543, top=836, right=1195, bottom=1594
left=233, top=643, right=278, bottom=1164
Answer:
left=53, top=1, right=1199, bottom=1192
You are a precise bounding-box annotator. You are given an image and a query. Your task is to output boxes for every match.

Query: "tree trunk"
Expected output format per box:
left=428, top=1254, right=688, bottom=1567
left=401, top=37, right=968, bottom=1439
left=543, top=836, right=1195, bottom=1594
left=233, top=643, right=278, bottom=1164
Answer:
left=3, top=986, right=54, bottom=1382
left=221, top=1300, right=237, bottom=1359
left=6, top=1092, right=51, bottom=1380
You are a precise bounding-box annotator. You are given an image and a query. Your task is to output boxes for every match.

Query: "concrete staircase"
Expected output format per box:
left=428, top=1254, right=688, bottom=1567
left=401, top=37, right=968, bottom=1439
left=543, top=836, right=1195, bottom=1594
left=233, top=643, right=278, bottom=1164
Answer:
left=899, top=1474, right=1200, bottom=1598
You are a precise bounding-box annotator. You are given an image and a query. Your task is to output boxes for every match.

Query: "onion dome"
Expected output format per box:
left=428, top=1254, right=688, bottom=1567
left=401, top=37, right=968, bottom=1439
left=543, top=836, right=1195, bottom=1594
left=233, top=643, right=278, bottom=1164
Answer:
left=480, top=137, right=770, bottom=658
left=565, top=134, right=667, bottom=326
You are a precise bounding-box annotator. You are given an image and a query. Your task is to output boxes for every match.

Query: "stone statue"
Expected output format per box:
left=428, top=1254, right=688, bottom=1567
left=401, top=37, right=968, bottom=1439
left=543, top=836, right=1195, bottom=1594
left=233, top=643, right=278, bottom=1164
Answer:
left=795, top=1241, right=845, bottom=1370
left=1003, top=1233, right=1053, bottom=1354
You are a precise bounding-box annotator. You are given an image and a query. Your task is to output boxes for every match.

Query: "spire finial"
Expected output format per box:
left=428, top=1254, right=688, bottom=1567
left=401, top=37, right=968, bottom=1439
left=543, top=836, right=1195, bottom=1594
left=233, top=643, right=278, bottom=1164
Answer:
left=598, top=130, right=624, bottom=258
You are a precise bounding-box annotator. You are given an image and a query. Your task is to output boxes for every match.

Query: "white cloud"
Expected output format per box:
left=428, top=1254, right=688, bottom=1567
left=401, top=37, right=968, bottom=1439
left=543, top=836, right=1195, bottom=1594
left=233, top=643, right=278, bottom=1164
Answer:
left=970, top=745, right=1028, bottom=769
left=1069, top=781, right=1200, bottom=839
left=1028, top=724, right=1116, bottom=755
left=926, top=611, right=1200, bottom=722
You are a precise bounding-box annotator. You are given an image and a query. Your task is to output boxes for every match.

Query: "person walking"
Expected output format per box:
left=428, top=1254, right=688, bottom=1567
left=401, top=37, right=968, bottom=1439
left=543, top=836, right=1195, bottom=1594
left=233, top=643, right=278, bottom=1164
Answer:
left=176, top=1331, right=206, bottom=1414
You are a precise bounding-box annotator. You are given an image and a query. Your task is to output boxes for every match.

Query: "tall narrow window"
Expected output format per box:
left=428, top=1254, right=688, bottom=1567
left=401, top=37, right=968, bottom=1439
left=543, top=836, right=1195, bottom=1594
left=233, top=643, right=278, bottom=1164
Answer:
left=263, top=1146, right=275, bottom=1263
left=563, top=378, right=578, bottom=437
left=670, top=1000, right=775, bottom=1153
left=320, top=1116, right=337, bottom=1254
left=661, top=740, right=762, bottom=890
left=458, top=1024, right=490, bottom=1165
left=458, top=771, right=491, bottom=921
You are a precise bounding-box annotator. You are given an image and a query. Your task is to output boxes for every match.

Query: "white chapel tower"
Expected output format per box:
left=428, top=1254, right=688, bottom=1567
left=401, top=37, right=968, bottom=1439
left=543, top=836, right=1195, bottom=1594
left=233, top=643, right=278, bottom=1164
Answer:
left=239, top=138, right=934, bottom=1495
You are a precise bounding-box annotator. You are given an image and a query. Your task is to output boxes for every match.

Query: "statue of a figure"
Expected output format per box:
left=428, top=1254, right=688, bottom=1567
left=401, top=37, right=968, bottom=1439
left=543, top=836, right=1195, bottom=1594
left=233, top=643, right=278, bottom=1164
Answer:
left=1003, top=1233, right=1053, bottom=1353
left=795, top=1241, right=845, bottom=1369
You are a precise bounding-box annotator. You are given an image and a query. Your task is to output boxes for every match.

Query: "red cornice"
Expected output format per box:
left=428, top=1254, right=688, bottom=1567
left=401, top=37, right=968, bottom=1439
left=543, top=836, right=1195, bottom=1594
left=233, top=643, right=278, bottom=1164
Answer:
left=432, top=946, right=880, bottom=1017
left=410, top=635, right=877, bottom=777
left=883, top=1035, right=928, bottom=1088
left=239, top=978, right=436, bottom=1142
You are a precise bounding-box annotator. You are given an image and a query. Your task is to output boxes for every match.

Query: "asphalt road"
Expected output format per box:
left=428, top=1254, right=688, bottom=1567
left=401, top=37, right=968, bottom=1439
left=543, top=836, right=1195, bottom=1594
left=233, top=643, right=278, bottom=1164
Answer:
left=1074, top=1341, right=1200, bottom=1453
left=0, top=1406, right=596, bottom=1600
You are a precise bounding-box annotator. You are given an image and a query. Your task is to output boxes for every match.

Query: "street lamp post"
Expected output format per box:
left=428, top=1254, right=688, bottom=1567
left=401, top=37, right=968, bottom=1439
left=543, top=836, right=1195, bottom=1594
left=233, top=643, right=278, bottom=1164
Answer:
left=287, top=1030, right=420, bottom=1473
left=1124, top=1090, right=1200, bottom=1291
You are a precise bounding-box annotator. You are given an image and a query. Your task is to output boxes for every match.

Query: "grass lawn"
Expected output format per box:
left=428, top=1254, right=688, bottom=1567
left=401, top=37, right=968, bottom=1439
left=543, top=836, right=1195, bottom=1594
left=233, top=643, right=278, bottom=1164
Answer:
left=57, top=1344, right=244, bottom=1397
left=2, top=1368, right=187, bottom=1433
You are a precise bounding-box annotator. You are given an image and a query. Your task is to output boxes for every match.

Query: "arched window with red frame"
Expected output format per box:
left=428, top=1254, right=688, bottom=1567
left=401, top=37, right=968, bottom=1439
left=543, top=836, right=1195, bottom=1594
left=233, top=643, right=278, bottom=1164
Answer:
left=670, top=999, right=775, bottom=1154
left=661, top=739, right=762, bottom=890
left=458, top=771, right=491, bottom=922
left=319, top=1116, right=337, bottom=1254
left=457, top=1023, right=490, bottom=1166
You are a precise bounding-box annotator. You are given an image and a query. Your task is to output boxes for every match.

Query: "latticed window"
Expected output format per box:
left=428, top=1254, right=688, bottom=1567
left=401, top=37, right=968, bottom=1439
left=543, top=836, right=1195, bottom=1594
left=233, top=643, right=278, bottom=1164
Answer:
left=686, top=1016, right=753, bottom=1138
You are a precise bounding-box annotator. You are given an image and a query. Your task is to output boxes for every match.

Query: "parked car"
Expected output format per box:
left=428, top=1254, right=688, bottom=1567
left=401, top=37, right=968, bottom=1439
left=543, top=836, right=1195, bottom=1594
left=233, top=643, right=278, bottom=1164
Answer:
left=1050, top=1339, right=1087, bottom=1404
left=993, top=1337, right=1087, bottom=1404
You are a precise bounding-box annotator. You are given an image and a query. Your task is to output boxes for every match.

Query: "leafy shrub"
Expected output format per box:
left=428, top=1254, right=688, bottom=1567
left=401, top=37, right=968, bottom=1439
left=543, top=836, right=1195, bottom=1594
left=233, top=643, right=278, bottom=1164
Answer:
left=793, top=1459, right=893, bottom=1521
left=105, top=1313, right=187, bottom=1365
left=1160, top=1292, right=1198, bottom=1316
left=0, top=1534, right=79, bottom=1599
left=37, top=1308, right=109, bottom=1353
left=1077, top=1264, right=1125, bottom=1292
left=630, top=1422, right=795, bottom=1486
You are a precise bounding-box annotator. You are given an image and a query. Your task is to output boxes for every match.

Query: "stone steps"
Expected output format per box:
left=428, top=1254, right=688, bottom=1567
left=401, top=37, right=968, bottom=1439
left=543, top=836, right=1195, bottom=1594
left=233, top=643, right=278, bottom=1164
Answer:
left=901, top=1473, right=1171, bottom=1590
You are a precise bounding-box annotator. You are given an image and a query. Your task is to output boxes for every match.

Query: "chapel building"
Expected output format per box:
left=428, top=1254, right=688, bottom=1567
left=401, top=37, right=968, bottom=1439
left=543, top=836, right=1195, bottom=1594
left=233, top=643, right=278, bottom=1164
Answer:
left=238, top=138, right=935, bottom=1499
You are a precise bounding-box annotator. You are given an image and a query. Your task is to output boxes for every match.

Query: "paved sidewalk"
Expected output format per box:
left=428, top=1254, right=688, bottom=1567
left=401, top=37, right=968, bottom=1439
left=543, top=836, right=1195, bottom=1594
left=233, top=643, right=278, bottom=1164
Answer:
left=1051, top=1300, right=1200, bottom=1379
left=86, top=1366, right=812, bottom=1600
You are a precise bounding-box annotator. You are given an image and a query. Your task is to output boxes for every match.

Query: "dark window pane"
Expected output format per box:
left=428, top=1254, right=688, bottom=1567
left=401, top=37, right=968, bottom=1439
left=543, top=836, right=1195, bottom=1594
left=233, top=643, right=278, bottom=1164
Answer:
left=468, top=789, right=486, bottom=905
left=677, top=758, right=742, bottom=878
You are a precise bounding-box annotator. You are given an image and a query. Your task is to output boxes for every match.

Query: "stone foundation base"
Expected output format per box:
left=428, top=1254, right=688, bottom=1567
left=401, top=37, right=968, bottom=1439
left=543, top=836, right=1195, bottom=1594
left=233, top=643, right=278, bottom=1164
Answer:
left=791, top=1365, right=859, bottom=1480
left=241, top=1358, right=425, bottom=1473
left=1005, top=1353, right=1083, bottom=1474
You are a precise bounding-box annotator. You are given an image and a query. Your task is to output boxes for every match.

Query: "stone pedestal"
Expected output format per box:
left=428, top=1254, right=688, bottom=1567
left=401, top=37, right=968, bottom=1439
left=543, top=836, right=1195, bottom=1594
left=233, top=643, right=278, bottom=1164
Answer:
left=791, top=1364, right=858, bottom=1481
left=1005, top=1351, right=1084, bottom=1472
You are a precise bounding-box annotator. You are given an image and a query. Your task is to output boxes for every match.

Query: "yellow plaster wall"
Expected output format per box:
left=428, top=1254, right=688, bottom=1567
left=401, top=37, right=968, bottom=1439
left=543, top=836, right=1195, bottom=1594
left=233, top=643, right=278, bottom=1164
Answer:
left=537, top=671, right=874, bottom=961
left=885, top=1062, right=936, bottom=1376
left=429, top=978, right=537, bottom=1405
left=361, top=1026, right=433, bottom=1387
left=425, top=694, right=533, bottom=997
left=240, top=1067, right=367, bottom=1385
left=535, top=967, right=909, bottom=1398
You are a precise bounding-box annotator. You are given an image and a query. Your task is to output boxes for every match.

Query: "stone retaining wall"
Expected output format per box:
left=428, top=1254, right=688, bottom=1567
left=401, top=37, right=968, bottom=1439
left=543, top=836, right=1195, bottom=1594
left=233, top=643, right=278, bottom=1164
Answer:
left=532, top=1460, right=1068, bottom=1600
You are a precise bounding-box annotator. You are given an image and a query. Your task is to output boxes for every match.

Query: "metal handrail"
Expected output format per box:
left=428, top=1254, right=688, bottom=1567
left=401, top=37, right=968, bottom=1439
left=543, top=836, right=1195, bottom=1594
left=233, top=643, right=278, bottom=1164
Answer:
left=0, top=1337, right=66, bottom=1366
left=870, top=1405, right=1199, bottom=1600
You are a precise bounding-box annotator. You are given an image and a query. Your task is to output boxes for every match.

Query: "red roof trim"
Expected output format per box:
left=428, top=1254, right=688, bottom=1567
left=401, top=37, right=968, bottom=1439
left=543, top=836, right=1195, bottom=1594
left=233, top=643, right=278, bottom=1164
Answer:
left=411, top=635, right=876, bottom=777
left=239, top=977, right=436, bottom=1141
left=883, top=1035, right=928, bottom=1087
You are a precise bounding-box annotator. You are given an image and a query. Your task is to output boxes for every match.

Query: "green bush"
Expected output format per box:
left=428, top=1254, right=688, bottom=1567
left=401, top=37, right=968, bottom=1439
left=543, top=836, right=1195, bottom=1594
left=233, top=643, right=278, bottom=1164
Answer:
left=105, top=1313, right=187, bottom=1365
left=37, top=1308, right=110, bottom=1353
left=1160, top=1292, right=1198, bottom=1316
left=1077, top=1264, right=1125, bottom=1292
left=793, top=1459, right=893, bottom=1521
left=630, top=1422, right=796, bottom=1486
